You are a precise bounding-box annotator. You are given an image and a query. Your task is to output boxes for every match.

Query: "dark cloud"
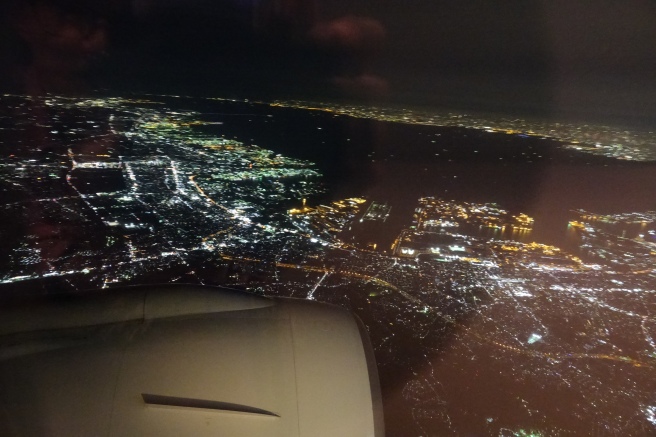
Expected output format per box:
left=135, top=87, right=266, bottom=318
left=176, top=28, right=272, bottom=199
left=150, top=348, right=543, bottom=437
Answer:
left=310, top=16, right=385, bottom=54
left=10, top=1, right=109, bottom=93
left=309, top=16, right=387, bottom=99
left=332, top=73, right=389, bottom=98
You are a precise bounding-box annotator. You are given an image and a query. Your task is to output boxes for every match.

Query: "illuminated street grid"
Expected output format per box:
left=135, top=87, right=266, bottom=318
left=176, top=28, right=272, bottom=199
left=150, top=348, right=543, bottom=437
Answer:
left=0, top=94, right=324, bottom=286
left=1, top=94, right=655, bottom=435
left=269, top=99, right=656, bottom=162
left=263, top=197, right=656, bottom=435
left=361, top=201, right=392, bottom=223
left=413, top=197, right=534, bottom=232
left=569, top=210, right=656, bottom=272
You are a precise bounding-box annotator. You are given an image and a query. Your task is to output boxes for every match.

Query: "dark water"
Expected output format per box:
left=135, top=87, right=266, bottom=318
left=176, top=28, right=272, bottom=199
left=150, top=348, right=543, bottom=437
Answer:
left=189, top=98, right=656, bottom=250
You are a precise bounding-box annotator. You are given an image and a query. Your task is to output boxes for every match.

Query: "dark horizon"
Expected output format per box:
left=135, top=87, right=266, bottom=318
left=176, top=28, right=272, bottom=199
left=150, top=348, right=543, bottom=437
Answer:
left=2, top=0, right=656, bottom=126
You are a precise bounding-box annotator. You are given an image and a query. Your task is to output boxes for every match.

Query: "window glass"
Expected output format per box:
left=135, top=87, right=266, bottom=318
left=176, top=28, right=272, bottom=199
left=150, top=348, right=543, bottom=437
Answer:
left=2, top=1, right=656, bottom=435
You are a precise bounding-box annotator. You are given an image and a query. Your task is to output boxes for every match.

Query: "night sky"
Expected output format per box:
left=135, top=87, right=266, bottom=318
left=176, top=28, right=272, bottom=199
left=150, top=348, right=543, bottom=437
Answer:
left=2, top=0, right=656, bottom=123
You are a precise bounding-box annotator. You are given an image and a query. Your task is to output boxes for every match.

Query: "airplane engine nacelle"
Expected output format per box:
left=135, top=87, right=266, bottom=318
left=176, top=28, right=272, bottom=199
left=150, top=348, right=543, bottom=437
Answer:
left=0, top=285, right=384, bottom=437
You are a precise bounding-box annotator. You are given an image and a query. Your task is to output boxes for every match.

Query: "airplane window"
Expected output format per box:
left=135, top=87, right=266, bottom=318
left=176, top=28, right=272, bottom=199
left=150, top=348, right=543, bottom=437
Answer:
left=2, top=1, right=656, bottom=436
